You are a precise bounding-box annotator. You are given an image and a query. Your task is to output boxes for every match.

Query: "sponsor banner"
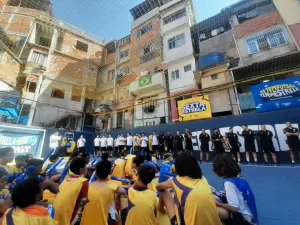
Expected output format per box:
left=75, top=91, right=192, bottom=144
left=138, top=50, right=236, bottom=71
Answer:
left=0, top=126, right=44, bottom=157
left=177, top=96, right=212, bottom=121
left=251, top=77, right=300, bottom=112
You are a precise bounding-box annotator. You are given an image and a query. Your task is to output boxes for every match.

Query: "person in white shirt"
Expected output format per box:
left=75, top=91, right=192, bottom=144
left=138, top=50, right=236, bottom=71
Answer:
left=94, top=135, right=101, bottom=155
left=49, top=131, right=61, bottom=152
left=115, top=135, right=120, bottom=154
left=100, top=135, right=107, bottom=152
left=77, top=135, right=86, bottom=153
left=118, top=134, right=125, bottom=152
left=126, top=133, right=133, bottom=153
left=152, top=131, right=159, bottom=158
left=141, top=133, right=148, bottom=155
left=107, top=134, right=114, bottom=154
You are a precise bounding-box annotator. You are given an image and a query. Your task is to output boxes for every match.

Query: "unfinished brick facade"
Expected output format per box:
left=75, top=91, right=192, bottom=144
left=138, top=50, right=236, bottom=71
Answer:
left=234, top=12, right=284, bottom=39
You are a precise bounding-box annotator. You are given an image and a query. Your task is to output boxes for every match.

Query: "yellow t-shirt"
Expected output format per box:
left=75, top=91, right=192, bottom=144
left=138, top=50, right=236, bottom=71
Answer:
left=10, top=165, right=24, bottom=175
left=80, top=182, right=118, bottom=225
left=125, top=187, right=158, bottom=225
left=111, top=158, right=126, bottom=178
left=2, top=206, right=57, bottom=225
left=172, top=176, right=222, bottom=225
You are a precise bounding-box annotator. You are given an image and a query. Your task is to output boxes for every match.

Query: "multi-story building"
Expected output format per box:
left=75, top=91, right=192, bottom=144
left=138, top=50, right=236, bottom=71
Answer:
left=231, top=0, right=300, bottom=113
left=192, top=0, right=300, bottom=115
left=128, top=0, right=168, bottom=128
left=0, top=0, right=104, bottom=129
left=160, top=0, right=198, bottom=122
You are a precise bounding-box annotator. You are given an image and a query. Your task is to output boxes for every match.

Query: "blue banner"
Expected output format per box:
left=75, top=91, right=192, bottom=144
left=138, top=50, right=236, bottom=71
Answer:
left=0, top=126, right=45, bottom=157
left=251, top=77, right=300, bottom=113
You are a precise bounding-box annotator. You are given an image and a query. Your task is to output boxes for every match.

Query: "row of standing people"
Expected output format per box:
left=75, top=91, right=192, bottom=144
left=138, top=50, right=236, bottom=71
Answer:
left=91, top=121, right=300, bottom=165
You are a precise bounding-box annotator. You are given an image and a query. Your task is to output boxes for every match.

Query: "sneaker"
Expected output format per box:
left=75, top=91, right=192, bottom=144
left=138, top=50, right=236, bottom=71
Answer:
left=292, top=162, right=296, bottom=166
left=237, top=161, right=241, bottom=165
left=265, top=162, right=269, bottom=166
left=274, top=163, right=279, bottom=166
left=206, top=160, right=209, bottom=164
left=200, top=160, right=203, bottom=164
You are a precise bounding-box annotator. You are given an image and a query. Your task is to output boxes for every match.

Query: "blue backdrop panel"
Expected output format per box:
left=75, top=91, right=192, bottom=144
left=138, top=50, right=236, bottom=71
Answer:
left=251, top=77, right=300, bottom=112
left=41, top=108, right=300, bottom=163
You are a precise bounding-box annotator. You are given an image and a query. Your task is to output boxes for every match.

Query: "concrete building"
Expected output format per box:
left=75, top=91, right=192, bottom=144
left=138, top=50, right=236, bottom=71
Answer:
left=128, top=0, right=168, bottom=128
left=273, top=0, right=300, bottom=49
left=192, top=0, right=300, bottom=115
left=159, top=0, right=198, bottom=122
left=230, top=0, right=300, bottom=113
left=0, top=0, right=104, bottom=128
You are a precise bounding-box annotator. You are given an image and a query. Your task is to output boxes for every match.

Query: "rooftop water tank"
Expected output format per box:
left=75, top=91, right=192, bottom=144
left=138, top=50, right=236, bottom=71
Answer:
left=197, top=52, right=225, bottom=70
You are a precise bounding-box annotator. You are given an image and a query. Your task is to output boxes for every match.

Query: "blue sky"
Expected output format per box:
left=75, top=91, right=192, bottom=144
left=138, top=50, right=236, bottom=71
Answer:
left=51, top=0, right=239, bottom=42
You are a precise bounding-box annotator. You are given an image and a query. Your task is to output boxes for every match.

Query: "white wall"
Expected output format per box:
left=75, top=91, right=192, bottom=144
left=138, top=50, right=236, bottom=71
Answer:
left=163, top=26, right=193, bottom=63
left=134, top=92, right=169, bottom=127
left=168, top=56, right=196, bottom=93
left=237, top=24, right=297, bottom=65
left=131, top=7, right=159, bottom=30
left=26, top=80, right=84, bottom=125
left=160, top=4, right=189, bottom=34
left=160, top=0, right=183, bottom=11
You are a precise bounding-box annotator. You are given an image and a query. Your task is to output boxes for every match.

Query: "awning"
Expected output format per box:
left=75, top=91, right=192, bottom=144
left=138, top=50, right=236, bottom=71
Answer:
left=232, top=51, right=300, bottom=81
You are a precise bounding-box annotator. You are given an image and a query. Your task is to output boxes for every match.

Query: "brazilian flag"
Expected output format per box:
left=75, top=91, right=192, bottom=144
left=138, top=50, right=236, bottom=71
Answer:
left=138, top=75, right=152, bottom=87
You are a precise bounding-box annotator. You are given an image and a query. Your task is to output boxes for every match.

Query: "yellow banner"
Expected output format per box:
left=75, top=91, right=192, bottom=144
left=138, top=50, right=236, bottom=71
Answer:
left=177, top=96, right=212, bottom=121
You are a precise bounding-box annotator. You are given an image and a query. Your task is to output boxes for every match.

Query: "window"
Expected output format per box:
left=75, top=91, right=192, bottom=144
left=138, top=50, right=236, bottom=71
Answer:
left=168, top=33, right=185, bottom=50
left=163, top=9, right=186, bottom=25
left=162, top=0, right=173, bottom=5
left=246, top=28, right=287, bottom=54
left=25, top=81, right=36, bottom=93
left=297, top=0, right=300, bottom=4
left=120, top=49, right=129, bottom=59
left=16, top=36, right=26, bottom=48
left=30, top=51, right=47, bottom=66
left=211, top=74, right=218, bottom=80
left=38, top=37, right=51, bottom=48
left=171, top=69, right=179, bottom=80
left=0, top=49, right=4, bottom=63
left=184, top=64, right=192, bottom=72
left=51, top=88, right=65, bottom=99
left=107, top=70, right=115, bottom=81
left=71, top=87, right=81, bottom=102
left=136, top=23, right=152, bottom=38
left=75, top=40, right=88, bottom=52
left=140, top=43, right=157, bottom=63
left=120, top=67, right=129, bottom=75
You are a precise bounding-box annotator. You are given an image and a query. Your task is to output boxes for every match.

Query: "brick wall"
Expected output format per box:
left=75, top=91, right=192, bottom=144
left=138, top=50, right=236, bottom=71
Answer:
left=234, top=12, right=284, bottom=39
left=0, top=51, right=21, bottom=87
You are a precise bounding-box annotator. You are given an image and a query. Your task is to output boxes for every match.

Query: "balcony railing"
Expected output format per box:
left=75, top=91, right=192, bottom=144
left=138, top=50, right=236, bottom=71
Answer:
left=140, top=50, right=160, bottom=64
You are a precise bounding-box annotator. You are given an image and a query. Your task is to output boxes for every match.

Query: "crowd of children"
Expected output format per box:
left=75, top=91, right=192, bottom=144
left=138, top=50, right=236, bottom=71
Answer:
left=0, top=145, right=258, bottom=225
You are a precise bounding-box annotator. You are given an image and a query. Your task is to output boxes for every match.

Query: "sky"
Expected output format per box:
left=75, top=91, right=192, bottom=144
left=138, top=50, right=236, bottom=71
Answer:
left=51, top=0, right=239, bottom=42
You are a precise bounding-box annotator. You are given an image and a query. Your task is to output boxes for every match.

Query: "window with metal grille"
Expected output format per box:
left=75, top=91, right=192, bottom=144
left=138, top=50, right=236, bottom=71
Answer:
left=107, top=70, right=115, bottom=81
left=30, top=51, right=48, bottom=66
left=168, top=33, right=185, bottom=50
left=75, top=40, right=88, bottom=52
left=120, top=49, right=129, bottom=59
left=120, top=67, right=129, bottom=75
left=211, top=74, right=218, bottom=80
left=51, top=88, right=65, bottom=99
left=184, top=64, right=192, bottom=72
left=136, top=23, right=153, bottom=38
left=171, top=69, right=180, bottom=80
left=163, top=8, right=186, bottom=25
left=38, top=37, right=51, bottom=48
left=140, top=43, right=157, bottom=63
left=246, top=28, right=287, bottom=54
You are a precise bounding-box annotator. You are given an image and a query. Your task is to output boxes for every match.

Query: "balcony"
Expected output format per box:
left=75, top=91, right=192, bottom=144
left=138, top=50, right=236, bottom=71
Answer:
left=129, top=72, right=166, bottom=98
left=140, top=50, right=160, bottom=64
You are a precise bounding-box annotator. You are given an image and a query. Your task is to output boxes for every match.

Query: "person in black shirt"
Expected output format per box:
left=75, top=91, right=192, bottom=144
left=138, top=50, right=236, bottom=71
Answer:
left=165, top=131, right=174, bottom=153
left=211, top=128, right=225, bottom=154
left=226, top=128, right=241, bottom=163
left=257, top=125, right=278, bottom=165
left=199, top=129, right=210, bottom=163
left=174, top=131, right=184, bottom=152
left=184, top=129, right=193, bottom=151
left=241, top=125, right=257, bottom=164
left=158, top=131, right=165, bottom=159
left=283, top=121, right=300, bottom=165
